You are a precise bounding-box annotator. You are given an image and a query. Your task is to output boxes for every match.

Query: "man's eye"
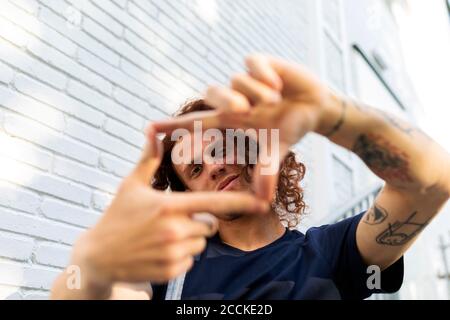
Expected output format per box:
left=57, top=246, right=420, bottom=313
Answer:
left=190, top=165, right=202, bottom=177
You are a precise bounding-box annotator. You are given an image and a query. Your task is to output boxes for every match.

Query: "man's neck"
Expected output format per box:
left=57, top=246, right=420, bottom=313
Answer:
left=217, top=211, right=286, bottom=251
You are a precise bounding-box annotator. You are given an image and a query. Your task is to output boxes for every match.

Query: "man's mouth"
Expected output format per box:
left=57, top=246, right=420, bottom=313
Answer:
left=217, top=174, right=240, bottom=191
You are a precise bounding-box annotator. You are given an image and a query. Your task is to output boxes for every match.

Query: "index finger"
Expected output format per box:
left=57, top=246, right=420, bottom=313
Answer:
left=152, top=110, right=250, bottom=135
left=168, top=192, right=270, bottom=218
left=245, top=54, right=283, bottom=91
left=152, top=110, right=221, bottom=134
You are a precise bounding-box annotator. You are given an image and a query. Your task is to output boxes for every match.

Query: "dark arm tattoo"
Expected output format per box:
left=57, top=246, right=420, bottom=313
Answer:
left=363, top=204, right=388, bottom=225
left=324, top=99, right=347, bottom=137
left=352, top=133, right=413, bottom=183
left=376, top=211, right=430, bottom=246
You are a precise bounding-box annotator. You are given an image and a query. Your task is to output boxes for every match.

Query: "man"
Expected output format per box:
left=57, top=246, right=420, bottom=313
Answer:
left=52, top=54, right=450, bottom=299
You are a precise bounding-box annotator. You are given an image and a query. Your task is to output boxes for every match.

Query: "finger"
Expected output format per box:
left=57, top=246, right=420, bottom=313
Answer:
left=230, top=73, right=281, bottom=105
left=247, top=54, right=321, bottom=96
left=169, top=192, right=270, bottom=218
left=205, top=85, right=251, bottom=113
left=152, top=110, right=248, bottom=135
left=129, top=124, right=163, bottom=184
left=245, top=54, right=283, bottom=91
left=191, top=212, right=219, bottom=235
left=161, top=256, right=194, bottom=281
left=148, top=237, right=207, bottom=263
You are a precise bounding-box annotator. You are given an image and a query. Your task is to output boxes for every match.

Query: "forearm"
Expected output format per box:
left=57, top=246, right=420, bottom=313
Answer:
left=51, top=237, right=113, bottom=300
left=316, top=92, right=450, bottom=198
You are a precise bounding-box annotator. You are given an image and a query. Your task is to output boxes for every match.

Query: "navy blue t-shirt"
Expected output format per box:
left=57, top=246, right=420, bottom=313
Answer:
left=152, top=212, right=404, bottom=300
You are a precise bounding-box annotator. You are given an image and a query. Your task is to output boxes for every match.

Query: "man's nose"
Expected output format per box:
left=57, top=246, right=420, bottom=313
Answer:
left=207, top=163, right=227, bottom=181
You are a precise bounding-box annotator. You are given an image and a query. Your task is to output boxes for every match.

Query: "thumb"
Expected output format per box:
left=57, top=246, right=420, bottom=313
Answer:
left=130, top=124, right=163, bottom=184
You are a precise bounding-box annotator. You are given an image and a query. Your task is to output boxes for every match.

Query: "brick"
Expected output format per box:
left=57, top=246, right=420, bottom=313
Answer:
left=112, top=87, right=148, bottom=118
left=132, top=1, right=158, bottom=18
left=120, top=59, right=170, bottom=96
left=115, top=40, right=154, bottom=73
left=27, top=39, right=113, bottom=96
left=0, top=261, right=61, bottom=290
left=14, top=73, right=105, bottom=128
left=0, top=207, right=83, bottom=245
left=99, top=153, right=134, bottom=178
left=77, top=47, right=152, bottom=101
left=9, top=0, right=40, bottom=15
left=1, top=286, right=22, bottom=300
left=0, top=39, right=67, bottom=90
left=104, top=117, right=145, bottom=148
left=22, top=291, right=49, bottom=300
left=0, top=15, right=31, bottom=47
left=0, top=132, right=53, bottom=171
left=0, top=2, right=77, bottom=56
left=0, top=155, right=92, bottom=206
left=65, top=117, right=141, bottom=163
left=145, top=104, right=169, bottom=121
left=0, top=232, right=34, bottom=261
left=0, top=86, right=65, bottom=131
left=0, top=181, right=41, bottom=214
left=34, top=242, right=72, bottom=268
left=53, top=156, right=121, bottom=194
left=3, top=112, right=99, bottom=166
left=38, top=5, right=119, bottom=65
left=67, top=80, right=144, bottom=130
left=0, top=61, right=14, bottom=84
left=111, top=0, right=127, bottom=9
left=41, top=197, right=100, bottom=228
left=135, top=9, right=183, bottom=50
left=82, top=16, right=121, bottom=54
left=66, top=0, right=123, bottom=37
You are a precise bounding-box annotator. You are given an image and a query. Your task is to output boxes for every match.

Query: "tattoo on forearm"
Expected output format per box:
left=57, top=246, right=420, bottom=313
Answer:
left=376, top=211, right=430, bottom=246
left=363, top=204, right=388, bottom=225
left=325, top=99, right=347, bottom=137
left=352, top=133, right=413, bottom=183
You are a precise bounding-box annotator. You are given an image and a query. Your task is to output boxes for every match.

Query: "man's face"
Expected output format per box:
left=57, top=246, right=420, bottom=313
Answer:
left=172, top=136, right=253, bottom=194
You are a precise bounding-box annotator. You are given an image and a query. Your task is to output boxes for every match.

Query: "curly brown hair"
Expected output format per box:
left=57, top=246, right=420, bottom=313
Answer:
left=152, top=99, right=307, bottom=229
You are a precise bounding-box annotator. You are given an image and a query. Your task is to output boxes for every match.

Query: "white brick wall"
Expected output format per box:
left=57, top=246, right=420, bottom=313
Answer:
left=0, top=0, right=313, bottom=299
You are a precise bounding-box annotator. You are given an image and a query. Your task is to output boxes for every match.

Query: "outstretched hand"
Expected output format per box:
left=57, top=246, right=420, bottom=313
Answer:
left=153, top=54, right=333, bottom=201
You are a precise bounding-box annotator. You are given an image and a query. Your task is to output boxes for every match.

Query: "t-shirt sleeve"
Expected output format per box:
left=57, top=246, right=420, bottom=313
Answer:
left=306, top=211, right=404, bottom=299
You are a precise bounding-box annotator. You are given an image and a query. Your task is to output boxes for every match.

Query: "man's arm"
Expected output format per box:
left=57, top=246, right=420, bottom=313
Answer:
left=151, top=53, right=450, bottom=271
left=51, top=268, right=152, bottom=300
left=319, top=93, right=450, bottom=270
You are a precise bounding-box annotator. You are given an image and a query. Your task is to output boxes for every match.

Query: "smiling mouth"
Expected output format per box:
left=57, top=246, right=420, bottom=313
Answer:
left=217, top=174, right=240, bottom=191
